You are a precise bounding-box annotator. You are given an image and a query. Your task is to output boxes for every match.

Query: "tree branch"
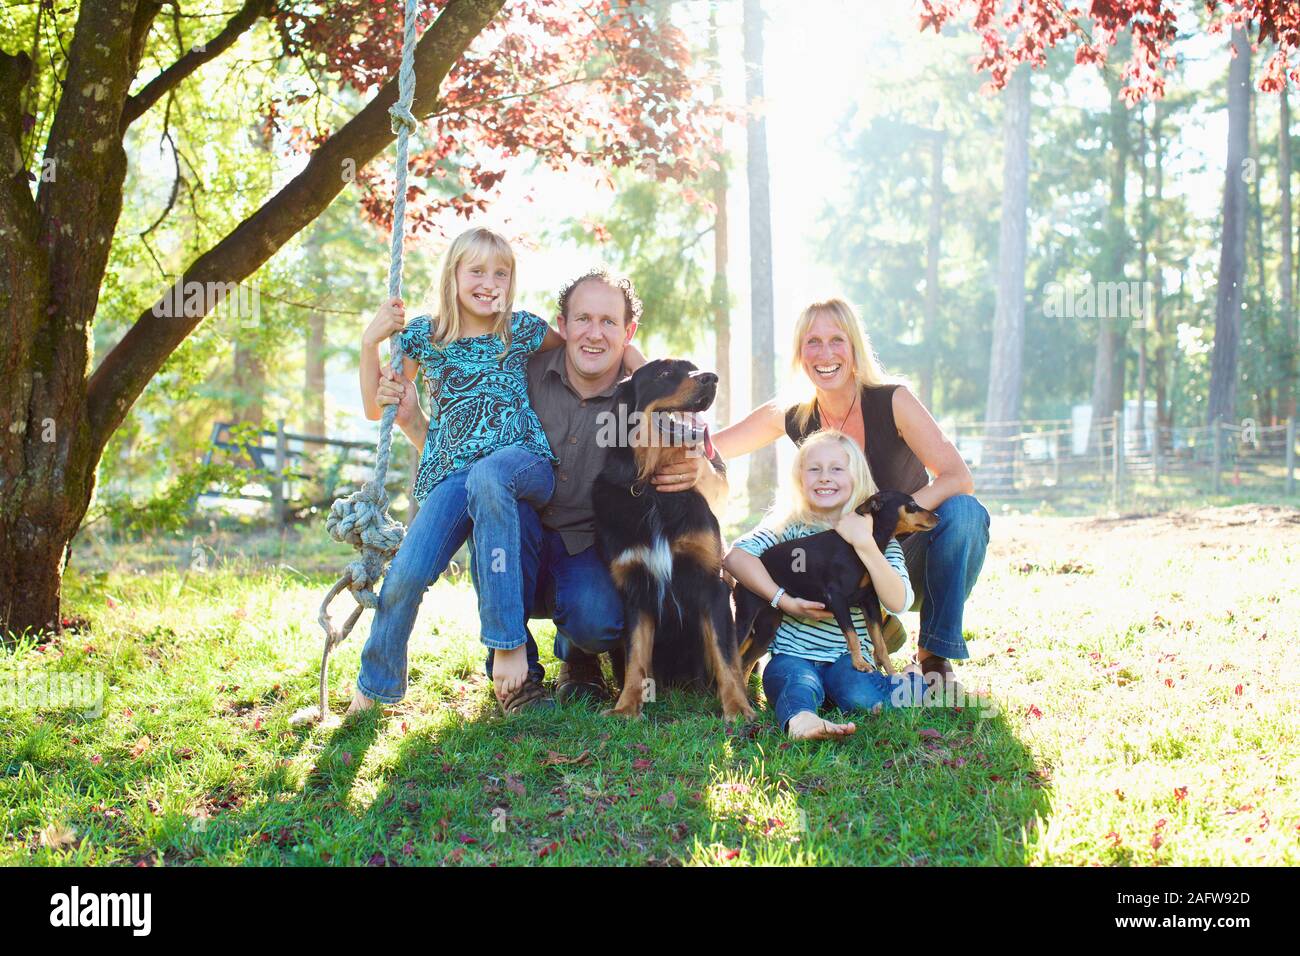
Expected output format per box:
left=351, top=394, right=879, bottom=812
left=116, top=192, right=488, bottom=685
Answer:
left=121, top=0, right=272, bottom=130
left=35, top=1, right=162, bottom=334
left=0, top=51, right=38, bottom=236
left=86, top=0, right=508, bottom=454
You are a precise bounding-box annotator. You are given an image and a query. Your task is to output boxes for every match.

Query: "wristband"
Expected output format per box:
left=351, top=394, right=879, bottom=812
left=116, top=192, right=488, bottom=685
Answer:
left=770, top=587, right=786, bottom=609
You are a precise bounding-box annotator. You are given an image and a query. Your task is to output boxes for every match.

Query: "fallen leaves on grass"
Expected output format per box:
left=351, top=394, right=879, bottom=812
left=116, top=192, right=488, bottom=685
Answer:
left=540, top=750, right=591, bottom=767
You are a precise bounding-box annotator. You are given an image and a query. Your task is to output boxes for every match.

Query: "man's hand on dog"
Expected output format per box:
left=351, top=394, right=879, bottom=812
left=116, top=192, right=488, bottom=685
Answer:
left=649, top=445, right=713, bottom=493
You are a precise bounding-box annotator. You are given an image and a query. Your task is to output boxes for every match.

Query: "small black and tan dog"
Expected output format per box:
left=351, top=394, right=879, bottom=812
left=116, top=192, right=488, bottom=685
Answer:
left=734, top=491, right=939, bottom=680
left=593, top=359, right=754, bottom=720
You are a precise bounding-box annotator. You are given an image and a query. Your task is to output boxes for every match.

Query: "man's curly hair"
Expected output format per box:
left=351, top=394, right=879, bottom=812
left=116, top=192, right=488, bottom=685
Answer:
left=555, top=266, right=644, bottom=326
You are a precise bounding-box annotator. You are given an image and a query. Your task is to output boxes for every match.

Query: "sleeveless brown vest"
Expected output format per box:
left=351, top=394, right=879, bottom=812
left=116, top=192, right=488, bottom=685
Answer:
left=784, top=384, right=929, bottom=495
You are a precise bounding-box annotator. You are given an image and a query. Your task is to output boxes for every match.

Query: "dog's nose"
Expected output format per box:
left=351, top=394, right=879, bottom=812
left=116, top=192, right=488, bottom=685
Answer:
left=692, top=371, right=718, bottom=387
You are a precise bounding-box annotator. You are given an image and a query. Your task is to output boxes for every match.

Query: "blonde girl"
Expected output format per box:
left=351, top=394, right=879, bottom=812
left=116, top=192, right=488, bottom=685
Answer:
left=722, top=430, right=925, bottom=740
left=350, top=227, right=563, bottom=715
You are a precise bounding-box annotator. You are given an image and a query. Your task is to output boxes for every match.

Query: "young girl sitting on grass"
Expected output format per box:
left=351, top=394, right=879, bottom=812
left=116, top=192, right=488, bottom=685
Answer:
left=350, top=227, right=641, bottom=715
left=722, top=429, right=926, bottom=740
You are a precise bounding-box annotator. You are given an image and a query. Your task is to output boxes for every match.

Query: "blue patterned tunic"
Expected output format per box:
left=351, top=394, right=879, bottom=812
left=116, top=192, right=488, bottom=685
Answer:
left=398, top=310, right=556, bottom=504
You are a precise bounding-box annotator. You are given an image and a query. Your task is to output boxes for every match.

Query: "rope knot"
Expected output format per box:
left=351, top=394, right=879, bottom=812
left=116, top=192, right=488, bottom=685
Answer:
left=389, top=103, right=418, bottom=135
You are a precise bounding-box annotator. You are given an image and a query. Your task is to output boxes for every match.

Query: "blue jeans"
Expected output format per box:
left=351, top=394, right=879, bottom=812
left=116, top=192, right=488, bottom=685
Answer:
left=762, top=652, right=927, bottom=731
left=356, top=446, right=554, bottom=703
left=900, top=494, right=990, bottom=660
left=482, top=504, right=624, bottom=681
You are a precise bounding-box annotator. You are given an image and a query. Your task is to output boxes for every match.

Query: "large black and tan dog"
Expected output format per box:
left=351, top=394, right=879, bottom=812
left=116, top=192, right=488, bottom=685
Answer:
left=734, top=491, right=939, bottom=681
left=593, top=359, right=754, bottom=720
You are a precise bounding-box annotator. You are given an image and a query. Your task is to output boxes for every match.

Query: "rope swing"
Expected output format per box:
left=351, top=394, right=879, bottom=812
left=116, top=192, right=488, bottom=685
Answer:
left=292, top=0, right=421, bottom=726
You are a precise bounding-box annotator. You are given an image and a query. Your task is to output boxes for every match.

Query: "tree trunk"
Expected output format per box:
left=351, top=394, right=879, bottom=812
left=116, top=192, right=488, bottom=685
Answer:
left=1207, top=27, right=1252, bottom=428
left=921, top=130, right=945, bottom=413
left=1281, top=88, right=1295, bottom=419
left=0, top=0, right=505, bottom=640
left=305, top=312, right=327, bottom=437
left=234, top=338, right=267, bottom=429
left=1088, top=65, right=1132, bottom=450
left=1248, top=80, right=1269, bottom=422
left=982, top=65, right=1031, bottom=488
left=743, top=0, right=776, bottom=507
left=709, top=2, right=731, bottom=429
left=1136, top=107, right=1149, bottom=451
left=1153, top=104, right=1168, bottom=437
left=1, top=3, right=156, bottom=639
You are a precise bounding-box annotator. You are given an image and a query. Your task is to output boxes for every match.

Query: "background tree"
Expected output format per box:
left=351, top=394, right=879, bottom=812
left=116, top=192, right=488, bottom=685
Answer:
left=1088, top=45, right=1135, bottom=450
left=743, top=0, right=777, bottom=507
left=1207, top=26, right=1253, bottom=427
left=983, top=63, right=1031, bottom=487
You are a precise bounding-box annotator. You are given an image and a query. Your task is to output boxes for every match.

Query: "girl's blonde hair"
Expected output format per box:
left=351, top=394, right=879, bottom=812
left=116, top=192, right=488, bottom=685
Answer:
left=787, top=298, right=892, bottom=433
left=770, top=429, right=878, bottom=534
left=429, top=227, right=516, bottom=357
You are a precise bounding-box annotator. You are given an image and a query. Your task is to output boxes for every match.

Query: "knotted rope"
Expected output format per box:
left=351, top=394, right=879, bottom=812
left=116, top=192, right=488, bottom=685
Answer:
left=294, top=0, right=421, bottom=725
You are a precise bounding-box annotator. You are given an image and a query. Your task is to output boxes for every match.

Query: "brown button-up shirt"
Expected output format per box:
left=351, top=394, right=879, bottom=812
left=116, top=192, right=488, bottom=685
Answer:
left=526, top=347, right=622, bottom=555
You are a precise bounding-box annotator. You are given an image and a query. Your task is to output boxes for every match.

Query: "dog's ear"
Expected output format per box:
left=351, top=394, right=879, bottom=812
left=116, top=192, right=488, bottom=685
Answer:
left=857, top=493, right=883, bottom=516
left=613, top=372, right=637, bottom=409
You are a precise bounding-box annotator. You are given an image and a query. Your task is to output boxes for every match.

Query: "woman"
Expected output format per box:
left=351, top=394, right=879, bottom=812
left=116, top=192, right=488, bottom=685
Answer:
left=696, top=297, right=989, bottom=688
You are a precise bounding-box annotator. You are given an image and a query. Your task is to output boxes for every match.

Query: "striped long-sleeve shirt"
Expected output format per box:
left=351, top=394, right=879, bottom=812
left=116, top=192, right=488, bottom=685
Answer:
left=732, top=522, right=913, bottom=665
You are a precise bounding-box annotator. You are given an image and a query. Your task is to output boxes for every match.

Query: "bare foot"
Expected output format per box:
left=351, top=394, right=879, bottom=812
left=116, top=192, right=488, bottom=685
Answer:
left=345, top=688, right=376, bottom=718
left=492, top=645, right=528, bottom=704
left=787, top=710, right=856, bottom=740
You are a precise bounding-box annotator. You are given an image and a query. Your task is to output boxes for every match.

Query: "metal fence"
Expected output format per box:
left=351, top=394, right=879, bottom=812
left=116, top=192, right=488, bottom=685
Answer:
left=952, top=415, right=1299, bottom=511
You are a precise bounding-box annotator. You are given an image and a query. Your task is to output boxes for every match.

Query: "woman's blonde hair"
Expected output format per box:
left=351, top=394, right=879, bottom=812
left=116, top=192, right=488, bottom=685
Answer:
left=787, top=297, right=891, bottom=433
left=429, top=227, right=516, bottom=357
left=770, top=429, right=878, bottom=534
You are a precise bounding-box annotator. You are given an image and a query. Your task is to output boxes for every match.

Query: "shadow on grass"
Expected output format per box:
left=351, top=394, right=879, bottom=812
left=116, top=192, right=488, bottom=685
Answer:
left=213, top=680, right=1048, bottom=866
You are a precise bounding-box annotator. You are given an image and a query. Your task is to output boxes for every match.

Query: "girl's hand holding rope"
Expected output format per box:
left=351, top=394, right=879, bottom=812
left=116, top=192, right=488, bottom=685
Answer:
left=363, top=296, right=406, bottom=348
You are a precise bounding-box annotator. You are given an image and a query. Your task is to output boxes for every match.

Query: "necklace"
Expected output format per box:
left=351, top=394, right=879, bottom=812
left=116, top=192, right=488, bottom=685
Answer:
left=818, top=389, right=858, bottom=433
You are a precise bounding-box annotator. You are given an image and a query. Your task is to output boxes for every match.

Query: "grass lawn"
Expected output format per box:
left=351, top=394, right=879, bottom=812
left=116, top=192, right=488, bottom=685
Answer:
left=3, top=504, right=1298, bottom=866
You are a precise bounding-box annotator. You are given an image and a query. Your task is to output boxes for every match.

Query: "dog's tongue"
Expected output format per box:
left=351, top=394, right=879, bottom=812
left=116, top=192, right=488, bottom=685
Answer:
left=702, top=424, right=714, bottom=460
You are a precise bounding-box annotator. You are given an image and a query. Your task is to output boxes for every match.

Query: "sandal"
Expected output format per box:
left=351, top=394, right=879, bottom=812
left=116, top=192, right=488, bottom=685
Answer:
left=556, top=651, right=610, bottom=704
left=497, top=675, right=555, bottom=715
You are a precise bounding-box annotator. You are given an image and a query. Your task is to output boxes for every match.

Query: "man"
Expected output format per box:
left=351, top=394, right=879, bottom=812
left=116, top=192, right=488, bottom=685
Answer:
left=377, top=267, right=727, bottom=712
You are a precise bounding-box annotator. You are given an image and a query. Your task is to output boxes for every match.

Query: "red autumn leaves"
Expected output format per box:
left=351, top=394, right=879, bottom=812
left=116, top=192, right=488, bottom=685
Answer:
left=271, top=0, right=720, bottom=234
left=917, top=1, right=1298, bottom=101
